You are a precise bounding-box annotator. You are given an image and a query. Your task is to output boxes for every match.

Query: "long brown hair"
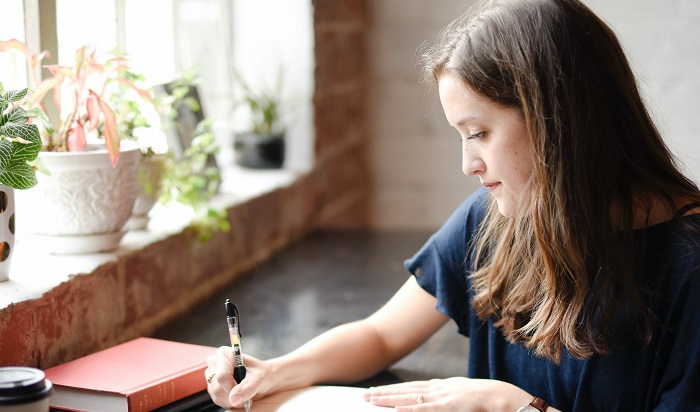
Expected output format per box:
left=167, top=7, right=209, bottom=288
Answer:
left=421, top=0, right=700, bottom=362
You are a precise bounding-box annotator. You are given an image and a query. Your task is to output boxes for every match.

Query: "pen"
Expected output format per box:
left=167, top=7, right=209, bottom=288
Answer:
left=225, top=299, right=251, bottom=412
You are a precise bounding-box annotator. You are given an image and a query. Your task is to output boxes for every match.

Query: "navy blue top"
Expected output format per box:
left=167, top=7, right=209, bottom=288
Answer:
left=405, top=188, right=700, bottom=411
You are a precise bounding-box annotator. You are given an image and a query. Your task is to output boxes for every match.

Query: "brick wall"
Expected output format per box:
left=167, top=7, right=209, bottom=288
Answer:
left=312, top=0, right=370, bottom=228
left=0, top=0, right=370, bottom=368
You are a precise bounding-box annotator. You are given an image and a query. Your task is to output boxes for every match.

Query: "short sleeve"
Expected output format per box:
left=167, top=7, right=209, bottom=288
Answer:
left=404, top=188, right=488, bottom=336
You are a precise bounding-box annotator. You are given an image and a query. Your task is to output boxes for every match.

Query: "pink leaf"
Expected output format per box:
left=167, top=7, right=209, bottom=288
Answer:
left=114, top=77, right=156, bottom=105
left=0, top=39, right=50, bottom=84
left=45, top=64, right=72, bottom=77
left=67, top=120, right=87, bottom=152
left=0, top=39, right=28, bottom=55
left=85, top=91, right=102, bottom=131
left=97, top=97, right=120, bottom=167
left=31, top=50, right=51, bottom=70
left=105, top=55, right=128, bottom=64
left=26, top=76, right=63, bottom=107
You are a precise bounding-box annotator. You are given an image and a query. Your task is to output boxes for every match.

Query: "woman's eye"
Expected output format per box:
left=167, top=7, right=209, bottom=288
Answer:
left=468, top=131, right=485, bottom=140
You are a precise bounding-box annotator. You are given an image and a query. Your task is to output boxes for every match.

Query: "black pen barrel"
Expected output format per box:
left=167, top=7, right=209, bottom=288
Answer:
left=233, top=365, right=247, bottom=384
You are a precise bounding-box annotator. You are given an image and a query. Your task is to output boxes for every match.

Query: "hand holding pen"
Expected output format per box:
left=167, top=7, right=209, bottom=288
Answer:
left=226, top=299, right=251, bottom=412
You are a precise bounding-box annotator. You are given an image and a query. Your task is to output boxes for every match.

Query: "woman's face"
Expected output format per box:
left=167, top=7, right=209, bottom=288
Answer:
left=438, top=72, right=534, bottom=217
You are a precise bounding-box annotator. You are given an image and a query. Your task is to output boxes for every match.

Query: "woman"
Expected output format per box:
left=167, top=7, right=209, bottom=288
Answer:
left=207, top=0, right=700, bottom=410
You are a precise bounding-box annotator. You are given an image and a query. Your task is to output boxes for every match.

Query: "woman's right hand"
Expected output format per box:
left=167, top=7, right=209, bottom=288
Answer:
left=206, top=346, right=274, bottom=410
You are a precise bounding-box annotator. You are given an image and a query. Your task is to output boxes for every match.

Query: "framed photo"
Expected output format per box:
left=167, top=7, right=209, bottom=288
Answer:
left=154, top=82, right=206, bottom=159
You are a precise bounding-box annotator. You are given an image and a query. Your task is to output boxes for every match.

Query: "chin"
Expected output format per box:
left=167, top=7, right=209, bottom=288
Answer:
left=496, top=201, right=514, bottom=218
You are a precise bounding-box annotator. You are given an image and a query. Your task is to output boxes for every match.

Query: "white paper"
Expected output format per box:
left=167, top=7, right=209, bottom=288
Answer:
left=250, top=386, right=390, bottom=411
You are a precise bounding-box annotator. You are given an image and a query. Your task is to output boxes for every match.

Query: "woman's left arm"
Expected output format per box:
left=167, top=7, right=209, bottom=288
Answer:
left=365, top=378, right=562, bottom=412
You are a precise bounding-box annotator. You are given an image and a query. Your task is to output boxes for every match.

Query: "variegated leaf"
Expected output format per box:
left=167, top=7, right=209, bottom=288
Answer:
left=0, top=160, right=38, bottom=190
left=3, top=88, right=28, bottom=103
left=0, top=140, right=13, bottom=170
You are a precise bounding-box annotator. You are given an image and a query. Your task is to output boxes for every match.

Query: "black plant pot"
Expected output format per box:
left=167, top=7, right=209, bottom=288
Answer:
left=234, top=132, right=285, bottom=169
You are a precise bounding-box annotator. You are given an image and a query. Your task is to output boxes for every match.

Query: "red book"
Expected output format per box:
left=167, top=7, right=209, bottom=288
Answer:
left=44, top=337, right=217, bottom=412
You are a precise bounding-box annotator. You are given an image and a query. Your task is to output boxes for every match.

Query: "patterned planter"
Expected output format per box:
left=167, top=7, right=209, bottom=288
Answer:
left=16, top=140, right=141, bottom=254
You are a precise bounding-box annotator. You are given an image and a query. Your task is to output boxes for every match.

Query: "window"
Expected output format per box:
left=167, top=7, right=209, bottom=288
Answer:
left=56, top=0, right=117, bottom=63
left=0, top=0, right=28, bottom=89
left=2, top=0, right=313, bottom=168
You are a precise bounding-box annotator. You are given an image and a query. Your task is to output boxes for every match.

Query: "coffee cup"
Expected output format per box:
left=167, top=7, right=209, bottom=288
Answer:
left=0, top=367, right=52, bottom=412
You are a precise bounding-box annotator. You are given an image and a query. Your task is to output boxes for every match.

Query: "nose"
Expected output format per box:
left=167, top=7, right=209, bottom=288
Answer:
left=462, top=145, right=485, bottom=176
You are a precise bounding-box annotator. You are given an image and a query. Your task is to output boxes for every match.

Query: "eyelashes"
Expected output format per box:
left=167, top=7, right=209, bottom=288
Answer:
left=456, top=131, right=485, bottom=142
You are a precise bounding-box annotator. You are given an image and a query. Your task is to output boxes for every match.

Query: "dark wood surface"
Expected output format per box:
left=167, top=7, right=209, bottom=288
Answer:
left=152, top=230, right=470, bottom=387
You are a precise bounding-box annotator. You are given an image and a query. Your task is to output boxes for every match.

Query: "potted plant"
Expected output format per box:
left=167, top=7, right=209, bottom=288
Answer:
left=99, top=52, right=168, bottom=231
left=0, top=40, right=147, bottom=254
left=0, top=83, right=42, bottom=280
left=158, top=119, right=229, bottom=241
left=232, top=70, right=286, bottom=169
left=151, top=74, right=229, bottom=240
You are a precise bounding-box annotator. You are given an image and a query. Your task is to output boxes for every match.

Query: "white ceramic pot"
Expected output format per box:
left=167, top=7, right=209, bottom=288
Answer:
left=127, top=153, right=167, bottom=230
left=0, top=185, right=14, bottom=282
left=16, top=140, right=141, bottom=254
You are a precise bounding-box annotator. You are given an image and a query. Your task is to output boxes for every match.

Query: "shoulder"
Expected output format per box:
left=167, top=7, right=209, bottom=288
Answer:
left=405, top=187, right=489, bottom=287
left=643, top=214, right=700, bottom=321
left=433, top=186, right=489, bottom=249
left=404, top=188, right=489, bottom=335
left=648, top=218, right=700, bottom=410
left=456, top=186, right=489, bottom=222
left=647, top=214, right=700, bottom=281
left=408, top=187, right=489, bottom=269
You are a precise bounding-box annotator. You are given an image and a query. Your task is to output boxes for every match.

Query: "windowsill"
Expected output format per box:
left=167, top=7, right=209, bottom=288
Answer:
left=0, top=164, right=307, bottom=310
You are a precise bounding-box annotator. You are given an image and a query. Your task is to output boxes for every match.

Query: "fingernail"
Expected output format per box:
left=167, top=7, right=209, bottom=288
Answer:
left=230, top=395, right=243, bottom=405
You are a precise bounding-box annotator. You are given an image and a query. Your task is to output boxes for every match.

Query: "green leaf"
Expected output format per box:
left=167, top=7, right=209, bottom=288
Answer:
left=5, top=105, right=30, bottom=125
left=0, top=123, right=41, bottom=160
left=2, top=88, right=28, bottom=104
left=0, top=84, right=41, bottom=189
left=0, top=160, right=38, bottom=190
left=0, top=140, right=12, bottom=170
left=0, top=137, right=38, bottom=189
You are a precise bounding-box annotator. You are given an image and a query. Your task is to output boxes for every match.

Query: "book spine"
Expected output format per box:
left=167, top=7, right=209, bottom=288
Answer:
left=126, top=367, right=208, bottom=411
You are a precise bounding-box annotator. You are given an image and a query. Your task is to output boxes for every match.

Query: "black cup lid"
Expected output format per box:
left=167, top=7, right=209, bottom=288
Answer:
left=0, top=367, right=53, bottom=405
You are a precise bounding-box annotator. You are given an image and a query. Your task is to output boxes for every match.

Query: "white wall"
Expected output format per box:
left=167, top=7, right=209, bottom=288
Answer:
left=583, top=0, right=700, bottom=183
left=368, top=0, right=700, bottom=230
left=368, top=0, right=478, bottom=230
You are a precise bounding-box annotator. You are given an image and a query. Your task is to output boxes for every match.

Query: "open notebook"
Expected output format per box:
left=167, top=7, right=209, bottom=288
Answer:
left=253, top=386, right=388, bottom=411
left=154, top=385, right=390, bottom=412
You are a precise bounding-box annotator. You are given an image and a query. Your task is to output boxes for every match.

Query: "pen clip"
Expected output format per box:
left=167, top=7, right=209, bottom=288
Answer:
left=233, top=303, right=242, bottom=338
left=225, top=299, right=242, bottom=338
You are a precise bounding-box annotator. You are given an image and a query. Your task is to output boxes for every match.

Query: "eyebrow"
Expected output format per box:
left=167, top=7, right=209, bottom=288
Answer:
left=454, top=115, right=483, bottom=127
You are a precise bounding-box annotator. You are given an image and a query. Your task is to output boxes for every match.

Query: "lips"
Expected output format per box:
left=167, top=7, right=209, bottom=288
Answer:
left=482, top=182, right=500, bottom=192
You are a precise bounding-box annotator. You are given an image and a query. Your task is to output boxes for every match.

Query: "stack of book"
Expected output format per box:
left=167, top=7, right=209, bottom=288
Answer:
left=44, top=337, right=217, bottom=412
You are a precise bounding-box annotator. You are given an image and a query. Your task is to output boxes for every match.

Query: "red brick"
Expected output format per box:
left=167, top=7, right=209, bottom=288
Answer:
left=31, top=266, right=124, bottom=368
left=0, top=303, right=37, bottom=366
left=314, top=30, right=367, bottom=91
left=314, top=90, right=366, bottom=159
left=313, top=0, right=367, bottom=26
